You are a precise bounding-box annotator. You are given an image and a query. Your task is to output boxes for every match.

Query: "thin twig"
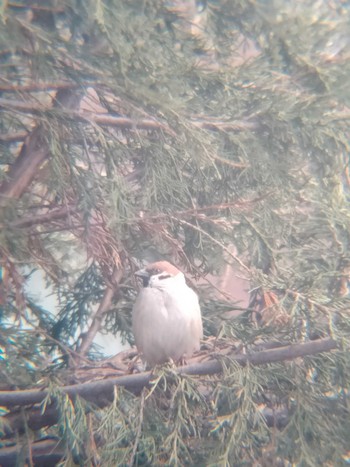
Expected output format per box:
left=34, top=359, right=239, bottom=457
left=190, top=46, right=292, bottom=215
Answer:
left=23, top=409, right=34, bottom=467
left=24, top=329, right=92, bottom=366
left=77, top=267, right=123, bottom=356
left=173, top=216, right=251, bottom=273
left=0, top=82, right=76, bottom=92
left=131, top=193, right=271, bottom=223
left=0, top=97, right=260, bottom=140
left=0, top=98, right=175, bottom=135
left=191, top=118, right=259, bottom=132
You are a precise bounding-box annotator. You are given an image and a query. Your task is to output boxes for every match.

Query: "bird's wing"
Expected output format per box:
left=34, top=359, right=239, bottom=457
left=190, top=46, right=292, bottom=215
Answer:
left=187, top=289, right=203, bottom=347
left=132, top=288, right=169, bottom=364
left=163, top=286, right=203, bottom=351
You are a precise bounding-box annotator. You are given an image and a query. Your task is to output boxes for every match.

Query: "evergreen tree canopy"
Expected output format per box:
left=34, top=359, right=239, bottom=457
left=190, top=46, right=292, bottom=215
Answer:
left=0, top=1, right=349, bottom=465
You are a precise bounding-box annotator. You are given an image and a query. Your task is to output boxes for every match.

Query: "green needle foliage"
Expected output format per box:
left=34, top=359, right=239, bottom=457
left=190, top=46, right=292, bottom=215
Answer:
left=0, top=0, right=350, bottom=465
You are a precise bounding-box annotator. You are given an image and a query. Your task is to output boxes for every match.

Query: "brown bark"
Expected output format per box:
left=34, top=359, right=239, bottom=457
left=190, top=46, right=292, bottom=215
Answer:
left=0, top=127, right=49, bottom=203
left=0, top=90, right=83, bottom=205
left=0, top=337, right=337, bottom=409
left=0, top=438, right=64, bottom=467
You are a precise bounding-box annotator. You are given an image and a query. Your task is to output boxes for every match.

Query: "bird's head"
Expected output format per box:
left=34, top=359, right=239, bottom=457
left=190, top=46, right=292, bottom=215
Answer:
left=135, top=261, right=185, bottom=289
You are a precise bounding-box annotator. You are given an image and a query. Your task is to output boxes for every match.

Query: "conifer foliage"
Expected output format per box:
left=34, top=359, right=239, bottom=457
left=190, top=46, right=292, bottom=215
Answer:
left=0, top=1, right=350, bottom=465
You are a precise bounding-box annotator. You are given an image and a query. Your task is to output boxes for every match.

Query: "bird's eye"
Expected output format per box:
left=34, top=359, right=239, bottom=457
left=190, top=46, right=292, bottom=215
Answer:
left=150, top=268, right=161, bottom=275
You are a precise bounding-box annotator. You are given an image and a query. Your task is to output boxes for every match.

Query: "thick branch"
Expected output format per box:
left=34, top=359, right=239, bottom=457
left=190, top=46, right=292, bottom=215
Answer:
left=0, top=127, right=49, bottom=203
left=0, top=396, right=291, bottom=440
left=0, top=438, right=64, bottom=467
left=0, top=338, right=337, bottom=408
left=0, top=90, right=83, bottom=204
left=0, top=406, right=291, bottom=466
left=0, top=131, right=28, bottom=143
left=180, top=337, right=338, bottom=375
left=3, top=406, right=60, bottom=438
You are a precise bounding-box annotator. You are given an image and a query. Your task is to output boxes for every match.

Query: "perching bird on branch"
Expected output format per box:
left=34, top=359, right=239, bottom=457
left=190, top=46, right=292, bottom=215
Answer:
left=132, top=261, right=203, bottom=366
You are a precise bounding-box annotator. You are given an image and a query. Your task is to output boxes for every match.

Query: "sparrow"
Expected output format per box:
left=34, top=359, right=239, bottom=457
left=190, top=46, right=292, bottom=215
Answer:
left=132, top=261, right=203, bottom=366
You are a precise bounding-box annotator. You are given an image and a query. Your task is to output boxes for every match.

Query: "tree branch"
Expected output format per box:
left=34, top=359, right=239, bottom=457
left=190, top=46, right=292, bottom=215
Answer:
left=3, top=205, right=77, bottom=229
left=0, top=438, right=64, bottom=467
left=0, top=97, right=175, bottom=135
left=0, top=338, right=337, bottom=409
left=0, top=127, right=49, bottom=203
left=76, top=267, right=124, bottom=356
left=0, top=97, right=259, bottom=137
left=191, top=118, right=259, bottom=132
left=0, top=90, right=84, bottom=204
left=0, top=405, right=292, bottom=465
left=0, top=82, right=76, bottom=92
left=0, top=131, right=28, bottom=143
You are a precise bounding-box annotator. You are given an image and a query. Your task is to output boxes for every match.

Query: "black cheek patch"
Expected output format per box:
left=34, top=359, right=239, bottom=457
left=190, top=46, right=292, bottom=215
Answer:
left=159, top=274, right=171, bottom=280
left=142, top=277, right=150, bottom=287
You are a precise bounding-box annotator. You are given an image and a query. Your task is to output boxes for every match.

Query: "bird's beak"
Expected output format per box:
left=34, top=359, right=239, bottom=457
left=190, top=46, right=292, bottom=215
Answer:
left=135, top=268, right=150, bottom=287
left=135, top=268, right=149, bottom=278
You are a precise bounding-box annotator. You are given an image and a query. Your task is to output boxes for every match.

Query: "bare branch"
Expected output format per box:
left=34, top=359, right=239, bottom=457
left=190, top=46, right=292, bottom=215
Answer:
left=0, top=127, right=49, bottom=203
left=0, top=131, right=28, bottom=143
left=0, top=97, right=175, bottom=135
left=0, top=338, right=337, bottom=408
left=181, top=337, right=337, bottom=376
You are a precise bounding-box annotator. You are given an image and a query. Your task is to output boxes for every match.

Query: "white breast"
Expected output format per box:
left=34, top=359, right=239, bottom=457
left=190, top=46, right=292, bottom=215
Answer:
left=132, top=282, right=202, bottom=366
